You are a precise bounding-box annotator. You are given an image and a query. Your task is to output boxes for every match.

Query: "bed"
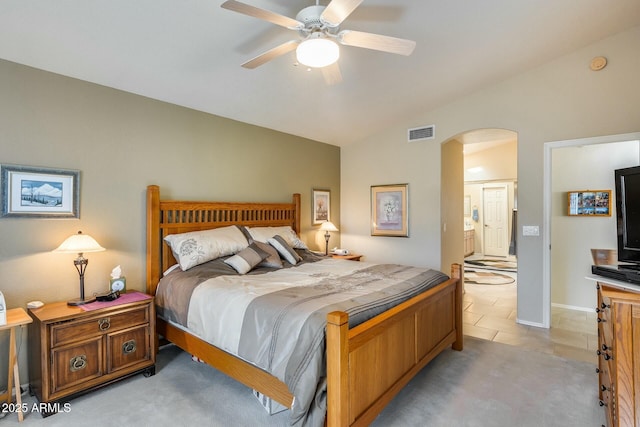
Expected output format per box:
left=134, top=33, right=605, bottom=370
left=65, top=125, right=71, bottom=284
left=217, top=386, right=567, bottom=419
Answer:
left=146, top=185, right=463, bottom=427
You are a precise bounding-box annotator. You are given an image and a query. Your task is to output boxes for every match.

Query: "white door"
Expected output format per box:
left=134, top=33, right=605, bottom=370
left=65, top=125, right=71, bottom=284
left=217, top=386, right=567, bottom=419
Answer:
left=483, top=185, right=508, bottom=257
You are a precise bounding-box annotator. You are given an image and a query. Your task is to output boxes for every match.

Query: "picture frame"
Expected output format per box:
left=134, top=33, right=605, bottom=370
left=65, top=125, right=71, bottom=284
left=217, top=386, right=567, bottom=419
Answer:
left=567, top=190, right=611, bottom=216
left=371, top=184, right=409, bottom=237
left=1, top=164, right=80, bottom=218
left=312, top=189, right=330, bottom=224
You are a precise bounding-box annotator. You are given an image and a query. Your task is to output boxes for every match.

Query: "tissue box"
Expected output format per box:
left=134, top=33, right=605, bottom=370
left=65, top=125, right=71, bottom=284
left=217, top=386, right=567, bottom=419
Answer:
left=252, top=389, right=288, bottom=415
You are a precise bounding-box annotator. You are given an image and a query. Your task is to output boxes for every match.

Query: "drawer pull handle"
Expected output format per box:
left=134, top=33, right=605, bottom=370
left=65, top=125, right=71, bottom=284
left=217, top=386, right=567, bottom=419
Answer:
left=122, top=340, right=137, bottom=355
left=597, top=317, right=605, bottom=323
left=599, top=400, right=606, bottom=407
left=600, top=302, right=610, bottom=310
left=98, top=318, right=111, bottom=331
left=69, top=355, right=87, bottom=372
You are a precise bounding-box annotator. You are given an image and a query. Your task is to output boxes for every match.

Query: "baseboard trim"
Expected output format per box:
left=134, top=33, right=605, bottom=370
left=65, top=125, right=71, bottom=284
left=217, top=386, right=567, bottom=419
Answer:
left=551, top=302, right=595, bottom=313
left=516, top=318, right=546, bottom=328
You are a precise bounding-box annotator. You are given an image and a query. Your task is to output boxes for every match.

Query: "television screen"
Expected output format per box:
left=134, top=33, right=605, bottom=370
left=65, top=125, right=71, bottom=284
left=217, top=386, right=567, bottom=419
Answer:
left=616, top=166, right=640, bottom=263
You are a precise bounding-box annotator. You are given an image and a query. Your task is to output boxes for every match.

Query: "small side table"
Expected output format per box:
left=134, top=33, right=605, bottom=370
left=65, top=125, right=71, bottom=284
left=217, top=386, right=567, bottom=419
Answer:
left=331, top=253, right=363, bottom=261
left=0, top=308, right=33, bottom=422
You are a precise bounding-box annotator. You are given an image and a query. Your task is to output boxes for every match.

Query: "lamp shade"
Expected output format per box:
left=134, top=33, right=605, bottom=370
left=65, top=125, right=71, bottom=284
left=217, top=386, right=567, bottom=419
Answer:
left=296, top=37, right=339, bottom=68
left=320, top=221, right=339, bottom=232
left=54, top=231, right=105, bottom=254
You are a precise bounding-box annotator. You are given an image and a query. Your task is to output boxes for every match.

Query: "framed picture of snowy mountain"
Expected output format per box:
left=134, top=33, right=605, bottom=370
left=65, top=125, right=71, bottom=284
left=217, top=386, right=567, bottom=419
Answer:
left=1, top=164, right=79, bottom=218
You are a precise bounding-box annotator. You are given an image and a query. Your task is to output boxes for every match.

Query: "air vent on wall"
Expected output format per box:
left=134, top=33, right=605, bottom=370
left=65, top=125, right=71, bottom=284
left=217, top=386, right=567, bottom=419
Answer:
left=407, top=125, right=435, bottom=142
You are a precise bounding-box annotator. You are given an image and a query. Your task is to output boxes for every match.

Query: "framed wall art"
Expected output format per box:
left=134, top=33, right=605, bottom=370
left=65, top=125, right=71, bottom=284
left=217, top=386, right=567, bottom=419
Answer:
left=567, top=189, right=611, bottom=216
left=1, top=164, right=80, bottom=218
left=312, top=189, right=330, bottom=224
left=371, top=184, right=408, bottom=236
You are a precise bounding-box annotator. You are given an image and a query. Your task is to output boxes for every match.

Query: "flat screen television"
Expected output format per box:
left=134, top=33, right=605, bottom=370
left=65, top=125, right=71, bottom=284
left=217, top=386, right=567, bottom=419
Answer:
left=615, top=165, right=640, bottom=265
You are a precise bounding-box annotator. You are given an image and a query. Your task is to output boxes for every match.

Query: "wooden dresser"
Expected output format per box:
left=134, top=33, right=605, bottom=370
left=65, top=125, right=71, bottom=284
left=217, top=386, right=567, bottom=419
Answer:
left=590, top=276, right=640, bottom=426
left=28, top=295, right=155, bottom=415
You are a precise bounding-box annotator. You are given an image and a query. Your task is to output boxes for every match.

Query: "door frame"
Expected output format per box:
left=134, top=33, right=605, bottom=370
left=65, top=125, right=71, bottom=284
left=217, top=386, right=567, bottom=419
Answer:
left=542, top=132, right=640, bottom=328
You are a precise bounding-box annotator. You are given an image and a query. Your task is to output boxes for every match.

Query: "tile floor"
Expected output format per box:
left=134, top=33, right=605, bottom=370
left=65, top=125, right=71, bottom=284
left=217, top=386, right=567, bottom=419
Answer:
left=463, top=258, right=598, bottom=365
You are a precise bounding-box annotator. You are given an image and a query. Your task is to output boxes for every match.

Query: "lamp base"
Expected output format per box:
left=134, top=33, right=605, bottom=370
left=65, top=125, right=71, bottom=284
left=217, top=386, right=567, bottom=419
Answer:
left=67, top=296, right=96, bottom=306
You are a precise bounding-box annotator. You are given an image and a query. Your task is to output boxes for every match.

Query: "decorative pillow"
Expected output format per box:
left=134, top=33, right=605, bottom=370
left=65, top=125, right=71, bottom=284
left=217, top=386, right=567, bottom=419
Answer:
left=164, top=225, right=249, bottom=271
left=247, top=226, right=308, bottom=249
left=253, top=241, right=283, bottom=269
left=268, top=235, right=303, bottom=265
left=224, top=243, right=269, bottom=274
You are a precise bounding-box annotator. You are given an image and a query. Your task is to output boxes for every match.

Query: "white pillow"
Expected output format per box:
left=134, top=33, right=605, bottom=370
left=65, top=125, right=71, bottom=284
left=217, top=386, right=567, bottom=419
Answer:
left=268, top=235, right=303, bottom=265
left=164, top=226, right=249, bottom=270
left=247, top=226, right=308, bottom=249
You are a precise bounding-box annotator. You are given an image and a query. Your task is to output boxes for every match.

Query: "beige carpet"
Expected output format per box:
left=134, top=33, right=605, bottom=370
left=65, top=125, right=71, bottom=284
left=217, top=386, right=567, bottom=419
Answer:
left=3, top=337, right=604, bottom=427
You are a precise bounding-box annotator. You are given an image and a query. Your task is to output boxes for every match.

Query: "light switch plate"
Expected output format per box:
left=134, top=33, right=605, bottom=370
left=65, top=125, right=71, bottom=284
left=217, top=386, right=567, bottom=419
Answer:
left=522, top=225, right=540, bottom=236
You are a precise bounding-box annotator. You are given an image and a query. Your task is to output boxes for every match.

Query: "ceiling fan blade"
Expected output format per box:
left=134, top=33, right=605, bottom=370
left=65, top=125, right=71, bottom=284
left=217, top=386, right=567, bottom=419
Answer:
left=321, top=62, right=343, bottom=85
left=241, top=40, right=299, bottom=69
left=339, top=30, right=416, bottom=56
left=221, top=0, right=303, bottom=30
left=321, top=0, right=364, bottom=26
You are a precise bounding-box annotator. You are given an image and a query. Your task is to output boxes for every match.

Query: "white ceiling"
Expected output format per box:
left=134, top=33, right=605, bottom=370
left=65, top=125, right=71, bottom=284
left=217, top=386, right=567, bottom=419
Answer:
left=1, top=1, right=639, bottom=147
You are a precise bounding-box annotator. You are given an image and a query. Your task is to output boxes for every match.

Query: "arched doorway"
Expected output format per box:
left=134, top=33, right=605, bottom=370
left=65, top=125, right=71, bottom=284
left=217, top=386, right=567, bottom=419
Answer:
left=441, top=128, right=518, bottom=336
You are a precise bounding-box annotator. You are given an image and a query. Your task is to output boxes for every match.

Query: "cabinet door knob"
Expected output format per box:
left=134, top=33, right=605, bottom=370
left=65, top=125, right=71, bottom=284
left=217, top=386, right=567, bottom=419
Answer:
left=69, top=355, right=88, bottom=372
left=98, top=318, right=111, bottom=331
left=598, top=400, right=607, bottom=407
left=122, top=340, right=137, bottom=355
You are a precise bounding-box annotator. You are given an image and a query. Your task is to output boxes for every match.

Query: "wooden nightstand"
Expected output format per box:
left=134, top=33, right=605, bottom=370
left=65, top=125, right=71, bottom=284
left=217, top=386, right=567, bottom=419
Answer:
left=27, top=293, right=155, bottom=415
left=331, top=253, right=363, bottom=261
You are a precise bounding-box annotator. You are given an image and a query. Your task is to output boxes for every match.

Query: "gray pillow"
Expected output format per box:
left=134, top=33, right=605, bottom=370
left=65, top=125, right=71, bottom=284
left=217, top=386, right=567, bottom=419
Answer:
left=268, top=235, right=303, bottom=265
left=224, top=243, right=269, bottom=274
left=253, top=241, right=283, bottom=269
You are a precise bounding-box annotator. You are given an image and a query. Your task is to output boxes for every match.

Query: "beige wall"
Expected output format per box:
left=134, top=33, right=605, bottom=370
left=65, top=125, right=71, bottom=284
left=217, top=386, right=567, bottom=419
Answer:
left=0, top=59, right=340, bottom=384
left=464, top=140, right=517, bottom=182
left=341, top=25, right=640, bottom=326
left=441, top=139, right=464, bottom=273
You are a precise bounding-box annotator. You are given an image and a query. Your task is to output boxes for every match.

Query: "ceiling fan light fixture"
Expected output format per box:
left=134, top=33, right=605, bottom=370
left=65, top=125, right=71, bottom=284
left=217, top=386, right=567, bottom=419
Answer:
left=296, top=37, right=339, bottom=68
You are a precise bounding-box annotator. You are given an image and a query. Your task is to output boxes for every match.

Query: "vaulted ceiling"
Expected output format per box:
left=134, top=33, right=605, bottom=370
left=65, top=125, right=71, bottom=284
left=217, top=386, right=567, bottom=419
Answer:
left=1, top=0, right=639, bottom=146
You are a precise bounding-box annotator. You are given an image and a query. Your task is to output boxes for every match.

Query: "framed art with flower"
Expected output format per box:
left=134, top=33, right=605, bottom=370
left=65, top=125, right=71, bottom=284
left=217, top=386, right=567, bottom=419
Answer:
left=371, top=184, right=408, bottom=237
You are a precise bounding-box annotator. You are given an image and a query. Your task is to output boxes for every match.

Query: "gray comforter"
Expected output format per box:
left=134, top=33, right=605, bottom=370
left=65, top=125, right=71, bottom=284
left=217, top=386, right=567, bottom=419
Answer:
left=155, top=250, right=448, bottom=426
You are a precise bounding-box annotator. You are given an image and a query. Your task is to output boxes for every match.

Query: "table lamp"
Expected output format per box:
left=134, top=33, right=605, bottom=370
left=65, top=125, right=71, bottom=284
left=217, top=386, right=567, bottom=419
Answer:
left=319, top=221, right=338, bottom=255
left=54, top=231, right=105, bottom=306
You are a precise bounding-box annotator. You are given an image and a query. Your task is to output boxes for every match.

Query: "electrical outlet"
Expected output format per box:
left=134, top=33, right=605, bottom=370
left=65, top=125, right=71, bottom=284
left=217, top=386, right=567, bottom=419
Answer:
left=522, top=225, right=539, bottom=236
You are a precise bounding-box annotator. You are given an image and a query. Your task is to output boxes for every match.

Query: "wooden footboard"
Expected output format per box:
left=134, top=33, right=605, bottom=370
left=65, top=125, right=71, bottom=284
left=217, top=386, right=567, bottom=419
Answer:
left=326, top=264, right=463, bottom=426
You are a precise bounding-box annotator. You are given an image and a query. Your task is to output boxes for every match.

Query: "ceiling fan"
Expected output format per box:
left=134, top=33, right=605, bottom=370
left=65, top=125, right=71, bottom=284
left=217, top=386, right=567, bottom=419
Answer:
left=220, top=0, right=416, bottom=84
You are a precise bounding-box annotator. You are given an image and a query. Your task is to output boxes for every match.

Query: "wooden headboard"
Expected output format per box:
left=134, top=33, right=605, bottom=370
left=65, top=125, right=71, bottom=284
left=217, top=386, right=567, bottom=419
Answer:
left=146, top=185, right=301, bottom=295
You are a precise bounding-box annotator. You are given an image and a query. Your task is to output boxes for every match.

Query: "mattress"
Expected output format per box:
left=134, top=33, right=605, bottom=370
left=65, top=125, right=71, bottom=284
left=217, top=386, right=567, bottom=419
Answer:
left=155, top=251, right=449, bottom=426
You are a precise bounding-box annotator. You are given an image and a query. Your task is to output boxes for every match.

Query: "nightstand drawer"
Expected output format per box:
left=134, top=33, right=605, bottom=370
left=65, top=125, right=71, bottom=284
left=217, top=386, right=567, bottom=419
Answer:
left=107, top=325, right=151, bottom=374
left=51, top=306, right=150, bottom=347
left=51, top=336, right=103, bottom=395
